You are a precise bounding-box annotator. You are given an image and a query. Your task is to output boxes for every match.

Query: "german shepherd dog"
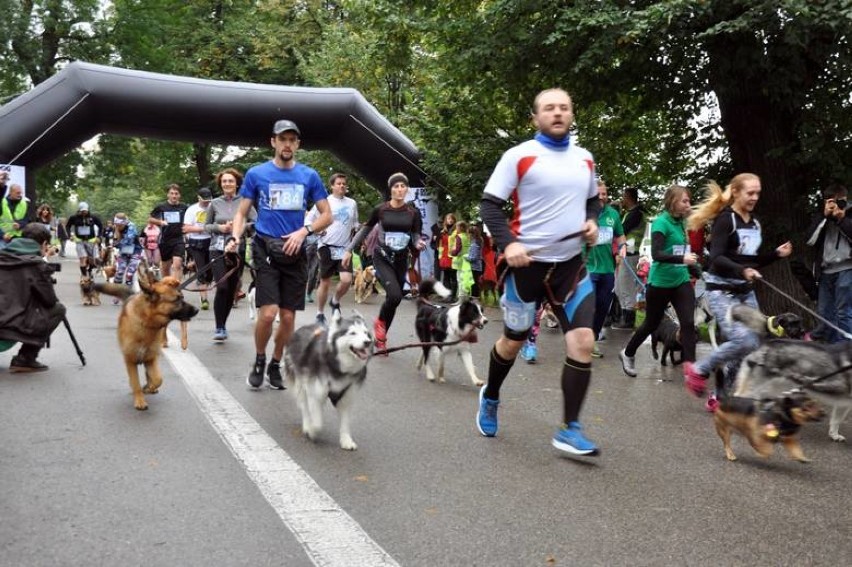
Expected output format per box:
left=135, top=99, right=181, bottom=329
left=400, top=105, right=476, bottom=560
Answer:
left=354, top=265, right=378, bottom=304
left=651, top=315, right=683, bottom=366
left=79, top=275, right=101, bottom=306
left=730, top=304, right=850, bottom=442
left=714, top=392, right=825, bottom=462
left=415, top=279, right=488, bottom=386
left=95, top=266, right=199, bottom=410
left=284, top=310, right=374, bottom=450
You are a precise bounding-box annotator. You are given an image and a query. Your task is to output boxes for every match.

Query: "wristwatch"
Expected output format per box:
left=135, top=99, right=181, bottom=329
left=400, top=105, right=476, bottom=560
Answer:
left=304, top=224, right=314, bottom=235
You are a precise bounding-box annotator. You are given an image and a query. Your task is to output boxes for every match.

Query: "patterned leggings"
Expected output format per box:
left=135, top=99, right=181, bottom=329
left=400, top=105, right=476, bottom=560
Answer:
left=115, top=254, right=143, bottom=287
left=695, top=289, right=761, bottom=393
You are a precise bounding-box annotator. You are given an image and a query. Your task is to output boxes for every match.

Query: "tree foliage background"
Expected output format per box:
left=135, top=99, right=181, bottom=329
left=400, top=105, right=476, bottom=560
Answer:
left=1, top=0, right=849, bottom=307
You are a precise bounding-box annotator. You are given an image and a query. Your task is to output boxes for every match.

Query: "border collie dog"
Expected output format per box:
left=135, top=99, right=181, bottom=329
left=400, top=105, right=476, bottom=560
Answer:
left=415, top=279, right=488, bottom=387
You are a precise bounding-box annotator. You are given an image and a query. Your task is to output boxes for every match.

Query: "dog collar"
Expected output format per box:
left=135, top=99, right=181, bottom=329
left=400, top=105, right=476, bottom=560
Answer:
left=766, top=316, right=785, bottom=337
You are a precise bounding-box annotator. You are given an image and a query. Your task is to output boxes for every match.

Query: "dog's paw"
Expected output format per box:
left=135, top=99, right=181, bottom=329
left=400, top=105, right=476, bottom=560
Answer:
left=340, top=435, right=358, bottom=451
left=303, top=424, right=319, bottom=441
left=133, top=398, right=148, bottom=411
left=472, top=377, right=485, bottom=387
left=829, top=431, right=846, bottom=442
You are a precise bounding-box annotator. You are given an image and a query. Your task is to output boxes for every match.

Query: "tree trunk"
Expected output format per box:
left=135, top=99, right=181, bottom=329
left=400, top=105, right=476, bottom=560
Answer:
left=192, top=143, right=212, bottom=189
left=706, top=40, right=816, bottom=318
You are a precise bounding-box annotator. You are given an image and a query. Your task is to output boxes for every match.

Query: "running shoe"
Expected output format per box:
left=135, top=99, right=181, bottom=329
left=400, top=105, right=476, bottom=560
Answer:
left=201, top=299, right=209, bottom=310
left=267, top=360, right=285, bottom=390
left=520, top=343, right=538, bottom=364
left=683, top=362, right=708, bottom=398
left=476, top=386, right=500, bottom=437
left=316, top=313, right=327, bottom=327
left=247, top=357, right=266, bottom=389
left=619, top=348, right=637, bottom=377
left=591, top=343, right=603, bottom=358
left=329, top=298, right=341, bottom=314
left=705, top=394, right=720, bottom=413
left=551, top=422, right=599, bottom=456
left=373, top=318, right=388, bottom=356
left=213, top=328, right=228, bottom=342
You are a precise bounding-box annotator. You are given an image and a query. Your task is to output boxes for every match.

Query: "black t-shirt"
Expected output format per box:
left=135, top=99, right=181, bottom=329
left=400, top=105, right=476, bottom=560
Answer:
left=66, top=213, right=103, bottom=240
left=150, top=202, right=189, bottom=242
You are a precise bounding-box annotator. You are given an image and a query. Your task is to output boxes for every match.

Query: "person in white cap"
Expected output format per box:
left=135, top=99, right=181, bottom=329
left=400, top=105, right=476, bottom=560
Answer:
left=65, top=201, right=104, bottom=276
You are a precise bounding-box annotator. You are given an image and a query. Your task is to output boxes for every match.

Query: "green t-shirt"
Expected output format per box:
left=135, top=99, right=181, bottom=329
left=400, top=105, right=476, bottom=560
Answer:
left=586, top=205, right=624, bottom=274
left=648, top=211, right=690, bottom=288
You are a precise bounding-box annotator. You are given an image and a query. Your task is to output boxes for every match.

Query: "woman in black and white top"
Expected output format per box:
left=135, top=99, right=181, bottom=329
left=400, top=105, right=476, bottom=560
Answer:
left=684, top=173, right=792, bottom=408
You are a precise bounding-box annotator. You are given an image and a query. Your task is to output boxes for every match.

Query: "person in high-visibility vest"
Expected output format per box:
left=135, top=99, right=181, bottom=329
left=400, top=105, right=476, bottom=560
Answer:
left=0, top=184, right=33, bottom=248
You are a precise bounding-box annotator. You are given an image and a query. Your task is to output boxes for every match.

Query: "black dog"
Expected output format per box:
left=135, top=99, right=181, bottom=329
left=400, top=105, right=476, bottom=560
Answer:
left=651, top=316, right=683, bottom=366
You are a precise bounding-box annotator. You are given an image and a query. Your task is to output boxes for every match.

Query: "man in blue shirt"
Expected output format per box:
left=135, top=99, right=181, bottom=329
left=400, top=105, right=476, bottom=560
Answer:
left=231, top=119, right=332, bottom=390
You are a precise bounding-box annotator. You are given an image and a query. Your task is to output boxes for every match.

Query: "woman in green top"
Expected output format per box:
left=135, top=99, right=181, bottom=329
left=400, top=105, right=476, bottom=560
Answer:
left=618, top=185, right=699, bottom=377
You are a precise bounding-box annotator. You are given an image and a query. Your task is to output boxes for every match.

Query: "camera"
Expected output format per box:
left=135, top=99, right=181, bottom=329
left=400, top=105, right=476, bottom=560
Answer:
left=837, top=199, right=848, bottom=210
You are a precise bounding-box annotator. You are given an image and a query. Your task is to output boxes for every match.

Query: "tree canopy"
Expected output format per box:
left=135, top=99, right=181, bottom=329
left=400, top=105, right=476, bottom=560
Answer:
left=2, top=1, right=849, bottom=279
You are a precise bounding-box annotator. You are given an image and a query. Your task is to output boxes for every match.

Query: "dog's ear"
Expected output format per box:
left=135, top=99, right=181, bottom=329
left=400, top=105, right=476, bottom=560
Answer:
left=137, top=266, right=157, bottom=295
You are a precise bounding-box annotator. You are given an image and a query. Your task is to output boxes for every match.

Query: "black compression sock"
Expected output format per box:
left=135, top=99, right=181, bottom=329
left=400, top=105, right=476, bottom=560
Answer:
left=484, top=345, right=515, bottom=401
left=561, top=357, right=592, bottom=424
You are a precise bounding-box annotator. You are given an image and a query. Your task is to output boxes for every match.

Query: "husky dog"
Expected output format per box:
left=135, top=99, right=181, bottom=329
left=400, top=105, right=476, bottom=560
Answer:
left=415, top=279, right=488, bottom=386
left=730, top=304, right=851, bottom=442
left=284, top=310, right=373, bottom=450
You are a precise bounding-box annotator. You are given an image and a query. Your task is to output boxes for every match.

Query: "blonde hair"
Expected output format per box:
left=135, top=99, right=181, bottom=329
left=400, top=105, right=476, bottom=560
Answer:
left=662, top=185, right=689, bottom=216
left=687, top=173, right=759, bottom=231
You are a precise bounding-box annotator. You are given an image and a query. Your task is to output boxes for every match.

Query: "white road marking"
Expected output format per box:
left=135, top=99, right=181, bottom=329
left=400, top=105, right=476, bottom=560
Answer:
left=163, top=331, right=399, bottom=567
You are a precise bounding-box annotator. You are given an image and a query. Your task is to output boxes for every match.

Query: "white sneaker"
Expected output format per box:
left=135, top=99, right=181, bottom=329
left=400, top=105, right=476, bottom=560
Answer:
left=619, top=348, right=637, bottom=377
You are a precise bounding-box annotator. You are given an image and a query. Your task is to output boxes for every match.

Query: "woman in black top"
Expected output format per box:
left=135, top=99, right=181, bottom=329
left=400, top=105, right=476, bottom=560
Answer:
left=683, top=173, right=792, bottom=405
left=344, top=173, right=425, bottom=351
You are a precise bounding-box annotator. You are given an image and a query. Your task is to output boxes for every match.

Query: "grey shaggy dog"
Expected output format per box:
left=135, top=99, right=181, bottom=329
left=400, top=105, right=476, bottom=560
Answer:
left=730, top=304, right=852, bottom=442
left=284, top=310, right=373, bottom=450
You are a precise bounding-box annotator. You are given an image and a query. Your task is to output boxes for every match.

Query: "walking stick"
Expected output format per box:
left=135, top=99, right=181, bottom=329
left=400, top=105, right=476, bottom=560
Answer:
left=62, top=316, right=87, bottom=366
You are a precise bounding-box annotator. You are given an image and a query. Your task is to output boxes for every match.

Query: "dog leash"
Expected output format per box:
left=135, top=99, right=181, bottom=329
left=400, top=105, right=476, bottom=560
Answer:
left=755, top=278, right=852, bottom=340
left=180, top=253, right=242, bottom=292
left=496, top=229, right=587, bottom=290
left=372, top=338, right=471, bottom=356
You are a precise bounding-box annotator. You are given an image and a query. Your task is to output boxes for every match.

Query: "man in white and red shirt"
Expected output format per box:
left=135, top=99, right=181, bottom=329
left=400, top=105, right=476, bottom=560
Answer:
left=476, top=88, right=602, bottom=456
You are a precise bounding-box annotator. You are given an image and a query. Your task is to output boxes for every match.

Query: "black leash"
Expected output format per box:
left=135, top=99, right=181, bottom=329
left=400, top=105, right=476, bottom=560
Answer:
left=180, top=253, right=241, bottom=292
left=755, top=277, right=852, bottom=341
left=496, top=229, right=586, bottom=290
left=373, top=337, right=471, bottom=356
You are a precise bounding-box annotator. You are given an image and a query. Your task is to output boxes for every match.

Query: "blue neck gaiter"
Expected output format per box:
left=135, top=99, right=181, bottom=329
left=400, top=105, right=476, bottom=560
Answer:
left=535, top=132, right=570, bottom=150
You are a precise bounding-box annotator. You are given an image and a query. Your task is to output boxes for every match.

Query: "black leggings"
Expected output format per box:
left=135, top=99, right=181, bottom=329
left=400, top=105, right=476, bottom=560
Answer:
left=623, top=282, right=696, bottom=361
left=373, top=248, right=409, bottom=330
left=210, top=250, right=245, bottom=330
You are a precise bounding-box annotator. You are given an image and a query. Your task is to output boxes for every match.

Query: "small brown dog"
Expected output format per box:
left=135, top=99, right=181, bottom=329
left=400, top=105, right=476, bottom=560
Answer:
left=96, top=267, right=198, bottom=410
left=714, top=392, right=825, bottom=463
left=354, top=265, right=378, bottom=304
left=79, top=275, right=101, bottom=306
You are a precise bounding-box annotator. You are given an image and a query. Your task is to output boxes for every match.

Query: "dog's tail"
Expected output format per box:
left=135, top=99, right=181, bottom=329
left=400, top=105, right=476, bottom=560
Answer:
left=94, top=282, right=134, bottom=301
left=417, top=278, right=450, bottom=301
left=727, top=304, right=768, bottom=335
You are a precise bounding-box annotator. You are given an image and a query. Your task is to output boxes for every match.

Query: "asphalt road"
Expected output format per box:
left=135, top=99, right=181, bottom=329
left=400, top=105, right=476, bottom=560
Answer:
left=1, top=254, right=850, bottom=566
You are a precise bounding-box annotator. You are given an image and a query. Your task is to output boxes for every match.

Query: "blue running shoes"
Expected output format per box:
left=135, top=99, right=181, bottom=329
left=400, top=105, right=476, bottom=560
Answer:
left=552, top=421, right=599, bottom=456
left=476, top=386, right=500, bottom=437
left=520, top=342, right=538, bottom=364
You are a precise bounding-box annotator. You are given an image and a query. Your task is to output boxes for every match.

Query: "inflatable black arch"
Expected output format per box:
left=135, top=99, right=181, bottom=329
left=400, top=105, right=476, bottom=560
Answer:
left=0, top=61, right=423, bottom=198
